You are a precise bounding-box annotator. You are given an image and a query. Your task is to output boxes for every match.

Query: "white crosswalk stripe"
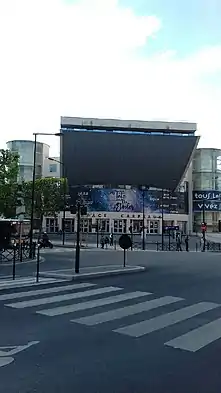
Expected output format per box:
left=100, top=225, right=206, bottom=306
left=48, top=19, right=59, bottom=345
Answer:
left=0, top=282, right=95, bottom=301
left=6, top=286, right=123, bottom=309
left=36, top=291, right=151, bottom=317
left=165, top=317, right=221, bottom=352
left=2, top=281, right=221, bottom=353
left=72, top=296, right=183, bottom=326
left=114, top=302, right=219, bottom=337
left=0, top=277, right=65, bottom=290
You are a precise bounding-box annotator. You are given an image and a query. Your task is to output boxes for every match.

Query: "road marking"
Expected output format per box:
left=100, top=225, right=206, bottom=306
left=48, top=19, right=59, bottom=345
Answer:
left=114, top=302, right=219, bottom=337
left=0, top=282, right=95, bottom=301
left=72, top=296, right=183, bottom=326
left=0, top=341, right=39, bottom=356
left=0, top=357, right=14, bottom=367
left=37, top=291, right=151, bottom=317
left=0, top=341, right=39, bottom=368
left=0, top=277, right=64, bottom=291
left=6, top=286, right=123, bottom=309
left=165, top=317, right=221, bottom=352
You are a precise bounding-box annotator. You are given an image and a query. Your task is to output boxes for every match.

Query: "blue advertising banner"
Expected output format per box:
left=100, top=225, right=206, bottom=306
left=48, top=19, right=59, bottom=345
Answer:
left=193, top=190, right=221, bottom=211
left=70, top=187, right=187, bottom=214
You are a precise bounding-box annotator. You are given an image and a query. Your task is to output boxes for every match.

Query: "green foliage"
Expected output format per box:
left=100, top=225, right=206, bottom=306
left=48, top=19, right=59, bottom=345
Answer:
left=0, top=149, right=20, bottom=218
left=22, top=177, right=68, bottom=221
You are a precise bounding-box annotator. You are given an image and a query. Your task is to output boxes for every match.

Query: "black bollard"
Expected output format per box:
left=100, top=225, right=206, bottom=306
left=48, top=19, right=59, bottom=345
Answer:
left=20, top=243, right=23, bottom=262
left=36, top=245, right=40, bottom=283
left=12, top=246, right=16, bottom=280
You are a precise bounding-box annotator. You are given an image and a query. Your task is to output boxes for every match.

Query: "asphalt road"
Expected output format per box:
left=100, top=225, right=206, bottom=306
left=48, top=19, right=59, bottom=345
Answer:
left=2, top=252, right=221, bottom=392
left=0, top=244, right=220, bottom=278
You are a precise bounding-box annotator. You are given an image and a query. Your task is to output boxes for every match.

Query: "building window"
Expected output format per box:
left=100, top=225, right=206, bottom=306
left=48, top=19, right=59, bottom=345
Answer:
left=46, top=218, right=58, bottom=233
left=49, top=164, right=57, bottom=173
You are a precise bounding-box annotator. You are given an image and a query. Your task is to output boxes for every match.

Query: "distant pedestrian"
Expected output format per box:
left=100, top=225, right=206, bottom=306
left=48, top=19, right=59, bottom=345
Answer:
left=101, top=236, right=105, bottom=249
left=105, top=236, right=109, bottom=249
left=176, top=235, right=182, bottom=251
left=185, top=236, right=189, bottom=252
left=109, top=233, right=113, bottom=246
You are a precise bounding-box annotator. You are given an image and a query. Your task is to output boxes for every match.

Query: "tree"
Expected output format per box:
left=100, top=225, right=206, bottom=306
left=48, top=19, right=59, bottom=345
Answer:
left=22, top=177, right=68, bottom=231
left=0, top=149, right=20, bottom=218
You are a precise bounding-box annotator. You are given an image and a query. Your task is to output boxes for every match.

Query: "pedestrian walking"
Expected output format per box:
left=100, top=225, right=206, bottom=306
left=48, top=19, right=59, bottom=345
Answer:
left=176, top=235, right=182, bottom=251
left=185, top=236, right=189, bottom=252
left=105, top=236, right=109, bottom=249
left=100, top=235, right=105, bottom=249
left=109, top=233, right=113, bottom=246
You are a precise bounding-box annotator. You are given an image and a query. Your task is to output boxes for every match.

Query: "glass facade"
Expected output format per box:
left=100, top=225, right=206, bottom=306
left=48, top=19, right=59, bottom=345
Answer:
left=192, top=148, right=221, bottom=232
left=7, top=140, right=50, bottom=182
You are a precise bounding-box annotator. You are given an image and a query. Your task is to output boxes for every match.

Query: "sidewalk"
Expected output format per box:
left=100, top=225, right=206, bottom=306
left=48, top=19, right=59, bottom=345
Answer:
left=205, top=233, right=221, bottom=243
left=40, top=264, right=146, bottom=280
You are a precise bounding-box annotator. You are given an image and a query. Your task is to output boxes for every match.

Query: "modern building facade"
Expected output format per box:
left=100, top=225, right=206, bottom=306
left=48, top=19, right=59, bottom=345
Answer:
left=43, top=157, right=61, bottom=178
left=7, top=140, right=50, bottom=182
left=48, top=116, right=198, bottom=236
left=192, top=148, right=221, bottom=232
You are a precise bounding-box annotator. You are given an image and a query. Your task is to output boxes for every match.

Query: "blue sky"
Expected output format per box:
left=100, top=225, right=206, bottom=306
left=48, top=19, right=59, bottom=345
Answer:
left=0, top=0, right=221, bottom=155
left=121, top=0, right=221, bottom=55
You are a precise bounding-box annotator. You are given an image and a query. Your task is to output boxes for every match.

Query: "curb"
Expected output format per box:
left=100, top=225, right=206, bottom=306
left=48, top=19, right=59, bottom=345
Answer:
left=40, top=266, right=146, bottom=281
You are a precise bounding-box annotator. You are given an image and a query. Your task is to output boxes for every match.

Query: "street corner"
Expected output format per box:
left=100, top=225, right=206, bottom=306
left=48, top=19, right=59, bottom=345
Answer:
left=39, top=265, right=147, bottom=281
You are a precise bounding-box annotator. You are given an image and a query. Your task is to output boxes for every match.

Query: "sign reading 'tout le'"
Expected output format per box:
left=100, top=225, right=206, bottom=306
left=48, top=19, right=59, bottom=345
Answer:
left=193, top=191, right=221, bottom=201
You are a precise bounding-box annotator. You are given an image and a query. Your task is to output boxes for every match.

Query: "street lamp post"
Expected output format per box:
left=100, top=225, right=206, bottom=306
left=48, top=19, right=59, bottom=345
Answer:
left=161, top=188, right=164, bottom=250
left=48, top=157, right=67, bottom=245
left=202, top=199, right=206, bottom=252
left=29, top=132, right=62, bottom=258
left=29, top=133, right=37, bottom=258
left=75, top=202, right=81, bottom=273
left=142, top=189, right=145, bottom=251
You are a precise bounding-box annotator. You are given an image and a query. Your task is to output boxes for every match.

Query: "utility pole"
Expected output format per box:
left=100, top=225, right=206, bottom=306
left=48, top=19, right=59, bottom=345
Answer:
left=161, top=188, right=164, bottom=249
left=142, top=189, right=145, bottom=250
left=75, top=202, right=81, bottom=273
left=202, top=199, right=206, bottom=252
left=29, top=133, right=37, bottom=258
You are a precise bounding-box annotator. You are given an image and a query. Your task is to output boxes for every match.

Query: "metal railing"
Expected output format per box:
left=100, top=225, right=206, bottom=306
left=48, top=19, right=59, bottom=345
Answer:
left=0, top=243, right=36, bottom=263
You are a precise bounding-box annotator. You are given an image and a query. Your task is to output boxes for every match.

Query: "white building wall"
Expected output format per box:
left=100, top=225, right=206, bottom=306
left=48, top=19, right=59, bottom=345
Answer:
left=43, top=157, right=60, bottom=178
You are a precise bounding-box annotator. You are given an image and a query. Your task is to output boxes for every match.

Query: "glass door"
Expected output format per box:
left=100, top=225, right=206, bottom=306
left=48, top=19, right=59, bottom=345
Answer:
left=149, top=221, right=159, bottom=234
left=130, top=219, right=143, bottom=233
left=113, top=219, right=127, bottom=233
left=96, top=219, right=110, bottom=233
left=80, top=218, right=92, bottom=233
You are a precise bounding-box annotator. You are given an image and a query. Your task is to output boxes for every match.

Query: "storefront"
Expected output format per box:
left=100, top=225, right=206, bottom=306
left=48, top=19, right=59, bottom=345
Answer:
left=43, top=186, right=190, bottom=234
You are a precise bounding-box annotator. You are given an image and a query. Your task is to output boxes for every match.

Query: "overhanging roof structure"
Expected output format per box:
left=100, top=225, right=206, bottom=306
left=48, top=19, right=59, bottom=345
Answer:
left=60, top=116, right=199, bottom=190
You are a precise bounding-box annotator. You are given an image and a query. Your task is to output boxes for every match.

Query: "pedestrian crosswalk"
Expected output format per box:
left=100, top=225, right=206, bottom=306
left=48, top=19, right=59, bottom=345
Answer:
left=2, top=281, right=221, bottom=353
left=0, top=276, right=65, bottom=291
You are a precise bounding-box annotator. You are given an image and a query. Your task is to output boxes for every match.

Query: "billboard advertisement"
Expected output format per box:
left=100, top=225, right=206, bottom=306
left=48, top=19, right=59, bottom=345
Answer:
left=193, top=190, right=221, bottom=212
left=70, top=187, right=187, bottom=214
left=61, top=129, right=198, bottom=190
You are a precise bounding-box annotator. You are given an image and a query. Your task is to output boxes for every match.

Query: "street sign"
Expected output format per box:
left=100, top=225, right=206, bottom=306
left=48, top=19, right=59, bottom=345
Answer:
left=119, top=234, right=132, bottom=250
left=164, top=225, right=179, bottom=231
left=119, top=234, right=132, bottom=268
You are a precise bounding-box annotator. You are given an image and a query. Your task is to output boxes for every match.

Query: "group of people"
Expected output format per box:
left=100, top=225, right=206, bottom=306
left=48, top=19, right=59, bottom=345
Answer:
left=176, top=234, right=189, bottom=252
left=100, top=233, right=113, bottom=249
